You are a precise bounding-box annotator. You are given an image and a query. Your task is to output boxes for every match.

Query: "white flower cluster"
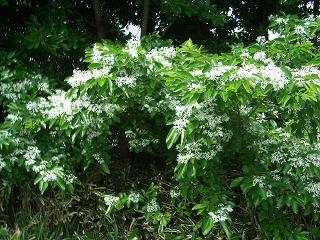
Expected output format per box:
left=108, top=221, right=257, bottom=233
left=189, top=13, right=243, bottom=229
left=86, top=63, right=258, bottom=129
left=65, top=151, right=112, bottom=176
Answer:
left=67, top=70, right=93, bottom=88
left=6, top=114, right=22, bottom=123
left=27, top=92, right=121, bottom=123
left=169, top=189, right=180, bottom=198
left=294, top=25, right=306, bottom=35
left=92, top=44, right=103, bottom=62
left=0, top=79, right=33, bottom=102
left=91, top=43, right=115, bottom=66
left=128, top=192, right=140, bottom=203
left=125, top=128, right=159, bottom=152
left=260, top=63, right=288, bottom=90
left=104, top=195, right=120, bottom=206
left=147, top=199, right=159, bottom=213
left=205, top=65, right=234, bottom=82
left=208, top=205, right=233, bottom=223
left=173, top=104, right=194, bottom=133
left=292, top=65, right=320, bottom=86
left=175, top=99, right=232, bottom=164
left=93, top=153, right=104, bottom=164
left=306, top=182, right=320, bottom=198
left=256, top=36, right=266, bottom=44
left=37, top=82, right=49, bottom=91
left=45, top=91, right=73, bottom=119
left=146, top=47, right=176, bottom=68
left=42, top=168, right=60, bottom=182
left=0, top=155, right=6, bottom=171
left=191, top=70, right=203, bottom=77
left=253, top=176, right=266, bottom=188
left=115, top=76, right=136, bottom=88
left=24, top=146, right=41, bottom=166
left=68, top=46, right=115, bottom=88
left=124, top=37, right=140, bottom=58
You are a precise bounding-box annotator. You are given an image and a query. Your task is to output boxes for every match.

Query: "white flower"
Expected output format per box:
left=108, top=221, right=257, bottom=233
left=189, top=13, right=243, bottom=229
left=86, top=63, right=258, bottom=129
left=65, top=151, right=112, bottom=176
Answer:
left=42, top=169, right=59, bottom=182
left=38, top=82, right=49, bottom=91
left=253, top=51, right=267, bottom=62
left=188, top=83, right=201, bottom=91
left=147, top=199, right=159, bottom=213
left=294, top=25, right=306, bottom=35
left=260, top=63, right=288, bottom=90
left=253, top=176, right=266, bottom=188
left=45, top=91, right=73, bottom=119
left=93, top=154, right=104, bottom=164
left=125, top=37, right=140, bottom=58
left=256, top=36, right=266, bottom=44
left=191, top=70, right=203, bottom=77
left=170, top=189, right=180, bottom=198
left=173, top=118, right=189, bottom=132
left=24, top=146, right=41, bottom=166
left=208, top=205, right=233, bottom=223
left=104, top=195, right=120, bottom=206
left=67, top=70, right=93, bottom=88
left=115, top=76, right=136, bottom=88
left=128, top=192, right=140, bottom=203
left=0, top=156, right=6, bottom=171
left=205, top=66, right=233, bottom=80
left=146, top=48, right=174, bottom=68
left=92, top=44, right=103, bottom=62
left=6, top=114, right=21, bottom=123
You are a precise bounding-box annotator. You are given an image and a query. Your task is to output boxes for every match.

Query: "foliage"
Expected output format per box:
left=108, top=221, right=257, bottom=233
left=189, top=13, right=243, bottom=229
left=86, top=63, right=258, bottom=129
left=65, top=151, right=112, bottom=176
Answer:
left=1, top=14, right=320, bottom=239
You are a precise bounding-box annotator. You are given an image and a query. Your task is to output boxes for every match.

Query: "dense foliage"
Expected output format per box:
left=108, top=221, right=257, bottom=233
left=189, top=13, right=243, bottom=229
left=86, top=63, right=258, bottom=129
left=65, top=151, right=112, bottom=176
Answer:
left=0, top=13, right=320, bottom=239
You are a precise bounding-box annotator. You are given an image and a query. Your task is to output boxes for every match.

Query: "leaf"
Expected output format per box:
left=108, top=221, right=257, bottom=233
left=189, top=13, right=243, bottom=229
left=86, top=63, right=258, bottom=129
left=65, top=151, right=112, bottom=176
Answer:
left=56, top=177, right=66, bottom=191
left=242, top=81, right=252, bottom=94
left=219, top=91, right=229, bottom=102
left=34, top=175, right=44, bottom=185
left=280, top=95, right=291, bottom=106
left=221, top=222, right=232, bottom=239
left=202, top=218, right=214, bottom=236
left=230, top=177, right=244, bottom=188
left=39, top=181, right=49, bottom=194
left=192, top=203, right=206, bottom=210
left=98, top=78, right=105, bottom=87
left=166, top=127, right=181, bottom=149
left=108, top=78, right=113, bottom=94
left=101, top=163, right=110, bottom=174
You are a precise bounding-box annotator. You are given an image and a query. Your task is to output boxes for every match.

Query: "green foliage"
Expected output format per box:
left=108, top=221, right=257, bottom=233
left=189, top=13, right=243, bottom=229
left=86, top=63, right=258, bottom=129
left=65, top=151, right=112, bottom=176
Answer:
left=1, top=14, right=320, bottom=239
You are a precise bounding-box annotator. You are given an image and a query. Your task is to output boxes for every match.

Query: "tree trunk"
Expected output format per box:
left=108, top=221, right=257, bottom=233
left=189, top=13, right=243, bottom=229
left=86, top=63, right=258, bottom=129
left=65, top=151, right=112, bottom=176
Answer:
left=140, top=0, right=150, bottom=38
left=314, top=0, right=319, bottom=48
left=314, top=0, right=319, bottom=16
left=93, top=0, right=106, bottom=40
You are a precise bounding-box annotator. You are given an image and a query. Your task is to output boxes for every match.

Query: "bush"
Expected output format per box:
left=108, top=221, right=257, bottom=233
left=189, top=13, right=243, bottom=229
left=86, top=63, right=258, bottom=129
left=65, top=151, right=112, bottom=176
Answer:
left=1, top=15, right=320, bottom=239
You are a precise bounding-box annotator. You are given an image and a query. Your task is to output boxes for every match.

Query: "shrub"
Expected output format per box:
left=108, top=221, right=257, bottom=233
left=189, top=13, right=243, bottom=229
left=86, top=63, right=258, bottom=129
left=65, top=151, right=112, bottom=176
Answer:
left=1, top=14, right=320, bottom=239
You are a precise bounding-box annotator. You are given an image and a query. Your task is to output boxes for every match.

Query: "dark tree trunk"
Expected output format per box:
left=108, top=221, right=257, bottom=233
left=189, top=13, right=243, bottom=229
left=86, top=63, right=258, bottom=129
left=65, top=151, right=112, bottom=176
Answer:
left=314, top=0, right=319, bottom=16
left=140, top=0, right=150, bottom=38
left=93, top=0, right=106, bottom=40
left=314, top=0, right=319, bottom=48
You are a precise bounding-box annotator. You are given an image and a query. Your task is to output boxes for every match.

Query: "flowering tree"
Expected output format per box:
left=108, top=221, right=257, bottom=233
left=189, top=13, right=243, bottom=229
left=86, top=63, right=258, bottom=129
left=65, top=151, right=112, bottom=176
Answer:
left=1, top=15, right=320, bottom=238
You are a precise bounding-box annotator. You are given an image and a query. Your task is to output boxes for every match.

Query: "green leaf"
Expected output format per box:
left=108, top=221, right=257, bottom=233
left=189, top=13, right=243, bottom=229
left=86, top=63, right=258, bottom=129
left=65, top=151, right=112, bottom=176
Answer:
left=98, top=78, right=105, bottom=87
left=192, top=203, right=206, bottom=210
left=166, top=127, right=181, bottom=149
left=34, top=175, right=44, bottom=185
left=280, top=95, right=291, bottom=106
left=39, top=181, right=49, bottom=194
left=108, top=78, right=113, bottom=94
left=242, top=81, right=252, bottom=94
left=202, top=218, right=214, bottom=236
left=56, top=177, right=66, bottom=191
left=219, top=91, right=228, bottom=102
left=101, top=163, right=110, bottom=174
left=221, top=222, right=232, bottom=239
left=230, top=177, right=244, bottom=188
